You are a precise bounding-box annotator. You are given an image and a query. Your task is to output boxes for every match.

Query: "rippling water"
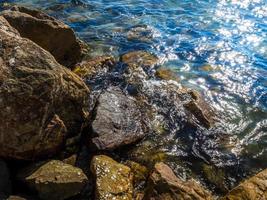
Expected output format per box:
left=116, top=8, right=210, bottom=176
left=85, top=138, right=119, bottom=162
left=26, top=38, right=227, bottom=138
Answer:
left=1, top=0, right=267, bottom=194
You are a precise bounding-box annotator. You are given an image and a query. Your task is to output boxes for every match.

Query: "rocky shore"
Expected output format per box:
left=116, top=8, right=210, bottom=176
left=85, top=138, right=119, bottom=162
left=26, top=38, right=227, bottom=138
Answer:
left=0, top=6, right=266, bottom=200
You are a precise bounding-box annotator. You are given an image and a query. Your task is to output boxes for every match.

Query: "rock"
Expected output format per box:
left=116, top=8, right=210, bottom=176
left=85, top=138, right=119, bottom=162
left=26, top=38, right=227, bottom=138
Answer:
left=62, top=154, right=77, bottom=166
left=0, top=159, right=11, bottom=198
left=121, top=51, right=158, bottom=69
left=90, top=155, right=133, bottom=200
left=145, top=162, right=213, bottom=200
left=124, top=161, right=148, bottom=186
left=127, top=25, right=154, bottom=42
left=1, top=6, right=87, bottom=68
left=73, top=56, right=116, bottom=79
left=184, top=90, right=214, bottom=129
left=155, top=67, right=179, bottom=82
left=90, top=86, right=146, bottom=150
left=220, top=169, right=267, bottom=200
left=7, top=196, right=27, bottom=200
left=0, top=16, right=89, bottom=159
left=18, top=160, right=88, bottom=200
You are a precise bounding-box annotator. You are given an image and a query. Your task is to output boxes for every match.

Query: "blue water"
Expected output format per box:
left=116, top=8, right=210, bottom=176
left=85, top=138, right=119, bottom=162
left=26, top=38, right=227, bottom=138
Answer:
left=1, top=0, right=267, bottom=193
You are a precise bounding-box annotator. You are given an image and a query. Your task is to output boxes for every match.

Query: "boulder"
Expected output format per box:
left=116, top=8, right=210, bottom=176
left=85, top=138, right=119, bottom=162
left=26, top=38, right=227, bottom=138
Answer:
left=145, top=162, right=213, bottom=200
left=90, top=155, right=133, bottom=200
left=220, top=169, right=267, bottom=200
left=18, top=160, right=88, bottom=200
left=127, top=25, right=154, bottom=42
left=90, top=86, right=146, bottom=150
left=0, top=159, right=11, bottom=198
left=1, top=6, right=86, bottom=68
left=0, top=16, right=89, bottom=160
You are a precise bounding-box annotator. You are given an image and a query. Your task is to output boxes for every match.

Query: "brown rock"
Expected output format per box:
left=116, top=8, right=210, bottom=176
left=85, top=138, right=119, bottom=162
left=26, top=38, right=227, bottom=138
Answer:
left=155, top=67, right=179, bottom=82
left=18, top=160, right=88, bottom=200
left=220, top=169, right=267, bottom=200
left=73, top=56, right=116, bottom=79
left=1, top=6, right=86, bottom=68
left=121, top=51, right=158, bottom=69
left=0, top=16, right=89, bottom=160
left=145, top=162, right=213, bottom=200
left=91, top=155, right=133, bottom=200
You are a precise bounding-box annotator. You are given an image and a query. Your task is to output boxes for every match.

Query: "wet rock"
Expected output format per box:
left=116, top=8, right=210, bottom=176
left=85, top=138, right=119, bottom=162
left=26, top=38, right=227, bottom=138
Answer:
left=73, top=56, right=116, bottom=79
left=184, top=90, right=214, bottom=129
left=18, top=160, right=88, bottom=200
left=220, top=168, right=267, bottom=200
left=127, top=25, right=154, bottom=42
left=0, top=16, right=89, bottom=160
left=121, top=51, right=158, bottom=69
left=125, top=161, right=148, bottom=186
left=0, top=159, right=11, bottom=199
left=1, top=6, right=87, bottom=68
left=90, top=155, right=133, bottom=200
left=62, top=154, right=77, bottom=166
left=90, top=86, right=146, bottom=150
left=145, top=162, right=213, bottom=200
left=155, top=67, right=179, bottom=82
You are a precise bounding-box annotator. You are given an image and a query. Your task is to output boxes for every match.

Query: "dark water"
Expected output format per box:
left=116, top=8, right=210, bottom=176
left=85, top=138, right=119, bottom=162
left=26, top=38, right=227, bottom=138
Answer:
left=1, top=0, right=267, bottom=194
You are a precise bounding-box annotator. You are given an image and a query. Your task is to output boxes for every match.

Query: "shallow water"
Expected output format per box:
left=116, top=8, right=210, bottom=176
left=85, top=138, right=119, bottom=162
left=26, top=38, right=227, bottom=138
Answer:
left=1, top=0, right=267, bottom=194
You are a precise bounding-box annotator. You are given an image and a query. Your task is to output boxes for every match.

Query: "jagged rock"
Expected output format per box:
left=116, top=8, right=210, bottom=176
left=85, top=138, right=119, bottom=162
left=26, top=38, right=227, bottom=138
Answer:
left=1, top=6, right=87, bottom=68
left=18, top=160, right=88, bottom=200
left=0, top=16, right=89, bottom=160
left=90, top=155, right=133, bottom=200
left=121, top=51, right=158, bottom=69
left=0, top=159, right=11, bottom=199
left=220, top=169, right=267, bottom=200
left=145, top=162, right=213, bottom=200
left=90, top=86, right=146, bottom=150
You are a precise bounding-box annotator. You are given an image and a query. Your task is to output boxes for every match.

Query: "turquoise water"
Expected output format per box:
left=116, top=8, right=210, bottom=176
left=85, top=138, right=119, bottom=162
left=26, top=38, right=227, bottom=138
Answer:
left=1, top=0, right=267, bottom=193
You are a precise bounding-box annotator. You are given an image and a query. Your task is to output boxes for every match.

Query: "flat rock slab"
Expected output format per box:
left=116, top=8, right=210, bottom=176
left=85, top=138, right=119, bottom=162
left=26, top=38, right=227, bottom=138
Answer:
left=91, top=155, right=133, bottom=200
left=91, top=86, right=145, bottom=150
left=18, top=160, right=88, bottom=200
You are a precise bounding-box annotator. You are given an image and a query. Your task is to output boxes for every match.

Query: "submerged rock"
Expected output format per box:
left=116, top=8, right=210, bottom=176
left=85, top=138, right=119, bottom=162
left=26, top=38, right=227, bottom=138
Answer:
left=121, top=51, right=158, bottom=69
left=1, top=6, right=87, bottom=68
left=90, top=86, right=146, bottom=150
left=0, top=16, right=89, bottom=160
left=221, top=168, right=267, bottom=200
left=73, top=56, right=116, bottom=79
left=18, top=160, right=88, bottom=200
left=91, top=155, right=133, bottom=200
left=0, top=159, right=11, bottom=199
left=155, top=67, right=179, bottom=82
left=145, top=162, right=213, bottom=200
left=127, top=25, right=154, bottom=42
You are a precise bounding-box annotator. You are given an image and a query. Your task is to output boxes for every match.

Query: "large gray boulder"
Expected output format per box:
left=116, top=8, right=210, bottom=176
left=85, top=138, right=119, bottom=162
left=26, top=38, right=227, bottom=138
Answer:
left=0, top=16, right=89, bottom=160
left=91, top=86, right=146, bottom=150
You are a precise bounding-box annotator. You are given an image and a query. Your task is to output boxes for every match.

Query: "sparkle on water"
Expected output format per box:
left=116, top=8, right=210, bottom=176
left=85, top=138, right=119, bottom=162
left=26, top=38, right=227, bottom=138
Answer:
left=1, top=0, right=267, bottom=193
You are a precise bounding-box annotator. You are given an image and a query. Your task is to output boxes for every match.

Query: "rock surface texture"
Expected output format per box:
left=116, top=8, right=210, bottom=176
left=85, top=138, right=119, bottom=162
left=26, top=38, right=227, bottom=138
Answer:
left=1, top=6, right=86, bottom=68
left=91, top=155, right=133, bottom=200
left=91, top=86, right=146, bottom=150
left=145, top=162, right=213, bottom=200
left=0, top=16, right=89, bottom=160
left=18, top=160, right=88, bottom=200
left=221, top=169, right=267, bottom=200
